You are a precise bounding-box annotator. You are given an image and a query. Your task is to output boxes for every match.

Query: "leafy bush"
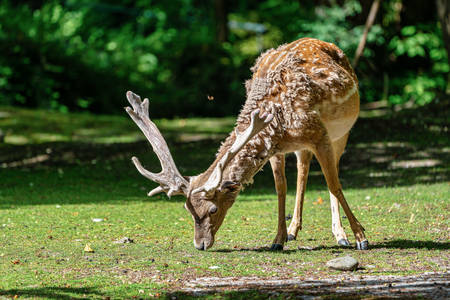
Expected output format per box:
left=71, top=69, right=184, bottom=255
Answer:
left=0, top=1, right=246, bottom=116
left=387, top=24, right=448, bottom=105
left=0, top=0, right=447, bottom=117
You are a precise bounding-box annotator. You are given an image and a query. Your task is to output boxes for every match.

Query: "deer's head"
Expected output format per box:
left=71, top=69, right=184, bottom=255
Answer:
left=125, top=91, right=272, bottom=250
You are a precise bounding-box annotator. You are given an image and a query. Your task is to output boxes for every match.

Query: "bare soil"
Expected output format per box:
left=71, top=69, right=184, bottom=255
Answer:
left=176, top=272, right=449, bottom=299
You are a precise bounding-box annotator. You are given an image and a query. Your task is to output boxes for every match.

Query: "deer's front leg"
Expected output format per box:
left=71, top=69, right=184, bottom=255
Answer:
left=269, top=154, right=287, bottom=251
left=313, top=132, right=368, bottom=250
left=287, top=150, right=312, bottom=241
left=330, top=133, right=350, bottom=247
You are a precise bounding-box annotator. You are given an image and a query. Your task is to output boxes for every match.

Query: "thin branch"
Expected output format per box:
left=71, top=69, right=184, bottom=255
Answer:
left=352, top=0, right=382, bottom=68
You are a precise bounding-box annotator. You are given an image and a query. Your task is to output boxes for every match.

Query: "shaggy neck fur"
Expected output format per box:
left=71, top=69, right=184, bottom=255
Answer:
left=198, top=37, right=358, bottom=189
left=199, top=101, right=284, bottom=187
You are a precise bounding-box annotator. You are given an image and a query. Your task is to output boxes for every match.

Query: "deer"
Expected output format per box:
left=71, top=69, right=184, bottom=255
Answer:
left=124, top=37, right=368, bottom=251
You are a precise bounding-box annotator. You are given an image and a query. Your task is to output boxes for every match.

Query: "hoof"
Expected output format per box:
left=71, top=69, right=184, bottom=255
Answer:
left=270, top=243, right=283, bottom=251
left=287, top=234, right=296, bottom=241
left=338, top=239, right=350, bottom=247
left=356, top=240, right=369, bottom=250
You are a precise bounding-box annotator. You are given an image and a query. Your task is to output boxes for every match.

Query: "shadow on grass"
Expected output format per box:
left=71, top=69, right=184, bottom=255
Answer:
left=306, top=240, right=450, bottom=251
left=0, top=287, right=103, bottom=300
left=213, top=239, right=450, bottom=253
left=371, top=239, right=450, bottom=250
left=213, top=246, right=298, bottom=254
left=0, top=101, right=449, bottom=207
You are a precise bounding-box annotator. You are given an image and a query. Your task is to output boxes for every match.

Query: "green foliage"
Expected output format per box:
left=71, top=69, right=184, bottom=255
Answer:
left=0, top=0, right=243, bottom=116
left=387, top=24, right=448, bottom=105
left=0, top=0, right=447, bottom=116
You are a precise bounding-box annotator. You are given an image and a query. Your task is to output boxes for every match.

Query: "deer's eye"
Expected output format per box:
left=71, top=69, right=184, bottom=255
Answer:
left=209, top=204, right=218, bottom=214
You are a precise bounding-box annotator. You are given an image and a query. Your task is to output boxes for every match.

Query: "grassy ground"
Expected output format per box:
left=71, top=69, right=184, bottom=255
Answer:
left=0, top=102, right=449, bottom=299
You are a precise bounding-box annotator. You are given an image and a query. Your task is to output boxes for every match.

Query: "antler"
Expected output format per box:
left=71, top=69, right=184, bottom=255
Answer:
left=193, top=109, right=273, bottom=194
left=125, top=91, right=189, bottom=197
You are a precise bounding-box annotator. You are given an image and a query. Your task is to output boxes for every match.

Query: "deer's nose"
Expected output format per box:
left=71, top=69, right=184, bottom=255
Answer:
left=195, top=241, right=206, bottom=251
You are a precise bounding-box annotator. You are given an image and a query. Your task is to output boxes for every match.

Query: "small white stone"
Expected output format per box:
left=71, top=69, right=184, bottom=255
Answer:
left=326, top=256, right=359, bottom=271
left=113, top=237, right=134, bottom=244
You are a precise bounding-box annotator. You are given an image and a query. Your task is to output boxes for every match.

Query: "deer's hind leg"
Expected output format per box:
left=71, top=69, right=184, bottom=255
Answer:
left=330, top=133, right=350, bottom=247
left=313, top=129, right=368, bottom=250
left=286, top=150, right=313, bottom=241
left=269, top=154, right=288, bottom=251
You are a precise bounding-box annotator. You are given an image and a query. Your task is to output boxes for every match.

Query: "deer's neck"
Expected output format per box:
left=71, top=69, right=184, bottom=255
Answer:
left=215, top=118, right=282, bottom=186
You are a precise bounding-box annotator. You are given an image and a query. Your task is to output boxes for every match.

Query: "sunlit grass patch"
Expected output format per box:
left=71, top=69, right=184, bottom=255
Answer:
left=0, top=107, right=235, bottom=145
left=0, top=105, right=449, bottom=298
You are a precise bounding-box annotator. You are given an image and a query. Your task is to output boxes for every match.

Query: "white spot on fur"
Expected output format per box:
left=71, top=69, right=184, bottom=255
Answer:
left=331, top=84, right=357, bottom=104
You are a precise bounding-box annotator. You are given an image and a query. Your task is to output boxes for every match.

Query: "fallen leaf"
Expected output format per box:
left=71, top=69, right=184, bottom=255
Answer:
left=12, top=259, right=20, bottom=265
left=84, top=244, right=94, bottom=253
left=409, top=213, right=415, bottom=223
left=388, top=203, right=401, bottom=213
left=317, top=197, right=323, bottom=204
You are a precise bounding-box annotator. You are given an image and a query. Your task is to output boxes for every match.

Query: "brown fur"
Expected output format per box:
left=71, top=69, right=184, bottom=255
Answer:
left=186, top=38, right=366, bottom=250
left=128, top=38, right=368, bottom=250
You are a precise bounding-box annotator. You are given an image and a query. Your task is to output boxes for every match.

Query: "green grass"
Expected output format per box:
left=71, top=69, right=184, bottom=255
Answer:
left=0, top=106, right=235, bottom=145
left=0, top=104, right=449, bottom=299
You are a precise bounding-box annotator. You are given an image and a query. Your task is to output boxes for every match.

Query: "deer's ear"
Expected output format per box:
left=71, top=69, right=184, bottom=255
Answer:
left=219, top=181, right=241, bottom=193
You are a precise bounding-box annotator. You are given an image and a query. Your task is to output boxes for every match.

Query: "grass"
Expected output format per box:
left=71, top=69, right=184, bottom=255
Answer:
left=0, top=102, right=449, bottom=299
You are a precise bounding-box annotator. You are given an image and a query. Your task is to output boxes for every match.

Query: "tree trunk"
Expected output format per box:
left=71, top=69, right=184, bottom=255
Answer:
left=352, top=0, right=382, bottom=68
left=214, top=0, right=228, bottom=43
left=436, top=0, right=450, bottom=66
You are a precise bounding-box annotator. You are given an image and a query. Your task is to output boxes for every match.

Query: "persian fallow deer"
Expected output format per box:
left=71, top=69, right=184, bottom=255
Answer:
left=125, top=37, right=368, bottom=251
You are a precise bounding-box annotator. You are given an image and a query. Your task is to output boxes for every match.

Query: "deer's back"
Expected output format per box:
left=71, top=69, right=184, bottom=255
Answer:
left=241, top=38, right=359, bottom=142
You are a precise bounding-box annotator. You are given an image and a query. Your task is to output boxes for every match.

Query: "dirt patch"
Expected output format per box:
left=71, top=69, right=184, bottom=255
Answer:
left=178, top=272, right=449, bottom=299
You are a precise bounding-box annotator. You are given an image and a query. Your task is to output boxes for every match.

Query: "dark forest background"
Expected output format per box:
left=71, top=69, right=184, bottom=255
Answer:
left=0, top=0, right=448, bottom=117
